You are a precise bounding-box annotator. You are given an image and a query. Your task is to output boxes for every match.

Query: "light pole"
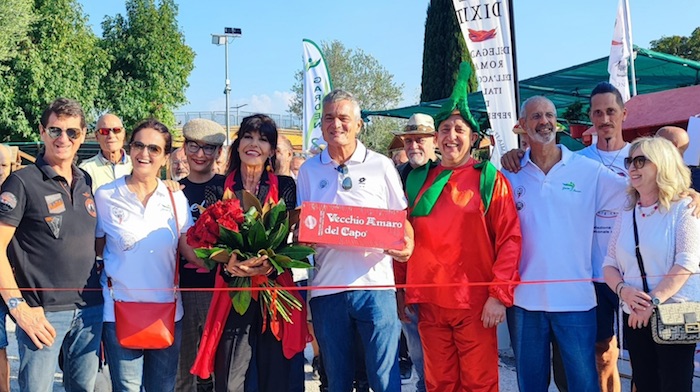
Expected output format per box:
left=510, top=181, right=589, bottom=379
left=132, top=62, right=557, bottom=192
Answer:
left=231, top=104, right=248, bottom=126
left=211, top=27, right=242, bottom=145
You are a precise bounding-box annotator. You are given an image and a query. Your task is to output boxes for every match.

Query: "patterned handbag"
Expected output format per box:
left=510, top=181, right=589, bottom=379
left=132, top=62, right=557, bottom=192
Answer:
left=632, top=210, right=700, bottom=345
left=650, top=302, right=700, bottom=344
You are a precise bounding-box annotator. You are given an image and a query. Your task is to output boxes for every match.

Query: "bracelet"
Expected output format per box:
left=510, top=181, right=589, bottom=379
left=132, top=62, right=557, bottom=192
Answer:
left=615, top=281, right=625, bottom=297
left=222, top=266, right=234, bottom=278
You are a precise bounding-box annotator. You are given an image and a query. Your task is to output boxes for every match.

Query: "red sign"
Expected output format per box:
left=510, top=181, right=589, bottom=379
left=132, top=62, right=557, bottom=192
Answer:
left=299, top=202, right=406, bottom=250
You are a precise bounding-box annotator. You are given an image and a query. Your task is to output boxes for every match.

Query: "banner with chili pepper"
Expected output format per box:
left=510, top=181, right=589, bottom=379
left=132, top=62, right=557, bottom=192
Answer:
left=452, top=0, right=519, bottom=169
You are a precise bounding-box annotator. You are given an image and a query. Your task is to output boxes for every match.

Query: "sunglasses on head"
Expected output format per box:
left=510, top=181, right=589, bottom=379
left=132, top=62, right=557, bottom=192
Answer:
left=337, top=164, right=352, bottom=191
left=624, top=155, right=649, bottom=170
left=185, top=140, right=218, bottom=156
left=130, top=141, right=163, bottom=155
left=46, top=126, right=82, bottom=140
left=96, top=127, right=124, bottom=135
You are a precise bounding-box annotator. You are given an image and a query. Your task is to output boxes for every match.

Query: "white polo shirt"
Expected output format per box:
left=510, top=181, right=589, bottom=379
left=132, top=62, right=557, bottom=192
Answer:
left=578, top=144, right=630, bottom=280
left=95, top=177, right=193, bottom=322
left=79, top=150, right=133, bottom=192
left=504, top=146, right=627, bottom=312
left=296, top=141, right=407, bottom=299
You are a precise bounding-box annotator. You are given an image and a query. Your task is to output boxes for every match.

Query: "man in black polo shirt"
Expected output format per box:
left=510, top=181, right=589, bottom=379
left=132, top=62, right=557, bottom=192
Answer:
left=0, top=98, right=103, bottom=392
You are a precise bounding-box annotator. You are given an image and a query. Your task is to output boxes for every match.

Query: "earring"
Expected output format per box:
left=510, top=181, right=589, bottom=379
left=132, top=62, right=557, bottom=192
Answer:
left=266, top=157, right=272, bottom=172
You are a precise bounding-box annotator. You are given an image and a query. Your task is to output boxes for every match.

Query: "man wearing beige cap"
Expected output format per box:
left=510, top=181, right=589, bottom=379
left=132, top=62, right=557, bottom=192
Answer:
left=175, top=118, right=227, bottom=392
left=395, top=113, right=438, bottom=184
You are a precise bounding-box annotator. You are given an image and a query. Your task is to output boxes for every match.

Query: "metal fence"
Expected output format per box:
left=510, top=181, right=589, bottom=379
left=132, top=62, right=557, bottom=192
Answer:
left=174, top=111, right=302, bottom=129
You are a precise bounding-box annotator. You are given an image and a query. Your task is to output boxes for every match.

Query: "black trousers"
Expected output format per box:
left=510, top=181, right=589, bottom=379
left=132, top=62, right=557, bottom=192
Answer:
left=214, top=300, right=290, bottom=392
left=624, top=314, right=695, bottom=392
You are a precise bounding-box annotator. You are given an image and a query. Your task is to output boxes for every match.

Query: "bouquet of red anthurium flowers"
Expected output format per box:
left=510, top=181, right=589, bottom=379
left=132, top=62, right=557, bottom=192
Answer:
left=186, top=190, right=314, bottom=323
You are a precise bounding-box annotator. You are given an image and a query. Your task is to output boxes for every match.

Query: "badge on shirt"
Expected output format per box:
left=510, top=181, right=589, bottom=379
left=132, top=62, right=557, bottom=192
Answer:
left=84, top=197, right=97, bottom=218
left=44, top=193, right=66, bottom=214
left=0, top=192, right=17, bottom=213
left=44, top=215, right=62, bottom=238
left=111, top=206, right=126, bottom=224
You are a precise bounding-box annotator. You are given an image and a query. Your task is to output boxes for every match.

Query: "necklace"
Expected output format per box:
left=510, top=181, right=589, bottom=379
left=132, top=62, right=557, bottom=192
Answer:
left=637, top=201, right=659, bottom=218
left=595, top=145, right=624, bottom=170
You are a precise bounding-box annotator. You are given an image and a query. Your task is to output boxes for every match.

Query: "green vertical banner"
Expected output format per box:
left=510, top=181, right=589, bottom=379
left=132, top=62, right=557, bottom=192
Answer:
left=302, top=39, right=333, bottom=155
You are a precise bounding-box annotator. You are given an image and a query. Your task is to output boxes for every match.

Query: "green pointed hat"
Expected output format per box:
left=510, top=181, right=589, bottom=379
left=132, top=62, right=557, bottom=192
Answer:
left=433, top=62, right=480, bottom=135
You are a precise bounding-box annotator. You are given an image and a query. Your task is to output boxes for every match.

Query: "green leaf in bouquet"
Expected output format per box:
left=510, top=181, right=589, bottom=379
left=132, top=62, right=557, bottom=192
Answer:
left=194, top=247, right=229, bottom=261
left=267, top=255, right=285, bottom=275
left=276, top=245, right=316, bottom=260
left=219, top=226, right=244, bottom=250
left=231, top=290, right=251, bottom=315
left=209, top=248, right=231, bottom=264
left=230, top=277, right=251, bottom=315
left=268, top=221, right=289, bottom=250
left=263, top=199, right=287, bottom=231
left=272, top=254, right=293, bottom=268
left=241, top=190, right=263, bottom=215
left=243, top=206, right=259, bottom=228
left=246, top=220, right=268, bottom=251
left=201, top=257, right=218, bottom=271
left=284, top=260, right=315, bottom=269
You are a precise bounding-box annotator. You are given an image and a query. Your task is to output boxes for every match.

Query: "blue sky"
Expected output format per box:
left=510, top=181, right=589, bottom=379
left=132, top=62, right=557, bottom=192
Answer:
left=78, top=0, right=700, bottom=116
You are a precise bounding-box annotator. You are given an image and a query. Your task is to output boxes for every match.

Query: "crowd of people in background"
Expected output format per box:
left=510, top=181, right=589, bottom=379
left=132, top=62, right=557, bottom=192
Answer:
left=0, top=73, right=699, bottom=392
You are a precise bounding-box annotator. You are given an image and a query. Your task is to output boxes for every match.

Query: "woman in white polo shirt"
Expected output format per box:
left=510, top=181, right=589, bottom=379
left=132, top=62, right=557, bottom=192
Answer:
left=95, top=119, right=193, bottom=392
left=604, top=136, right=700, bottom=392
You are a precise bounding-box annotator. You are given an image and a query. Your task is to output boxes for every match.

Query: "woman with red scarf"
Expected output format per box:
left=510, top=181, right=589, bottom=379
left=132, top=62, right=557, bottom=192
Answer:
left=192, top=114, right=305, bottom=392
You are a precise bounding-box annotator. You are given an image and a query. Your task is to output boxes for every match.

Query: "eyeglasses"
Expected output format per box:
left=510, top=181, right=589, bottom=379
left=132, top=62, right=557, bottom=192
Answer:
left=96, top=127, right=124, bottom=135
left=402, top=136, right=432, bottom=146
left=46, top=126, right=82, bottom=140
left=130, top=141, right=163, bottom=155
left=624, top=155, right=649, bottom=170
left=185, top=140, right=218, bottom=156
left=337, top=164, right=352, bottom=191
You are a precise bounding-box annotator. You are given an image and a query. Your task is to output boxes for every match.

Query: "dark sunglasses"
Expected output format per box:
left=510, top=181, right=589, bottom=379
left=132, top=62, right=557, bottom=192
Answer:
left=46, top=126, right=82, bottom=140
left=624, top=155, right=649, bottom=170
left=130, top=141, right=163, bottom=155
left=185, top=140, right=218, bottom=156
left=337, top=164, right=352, bottom=191
left=96, top=127, right=124, bottom=135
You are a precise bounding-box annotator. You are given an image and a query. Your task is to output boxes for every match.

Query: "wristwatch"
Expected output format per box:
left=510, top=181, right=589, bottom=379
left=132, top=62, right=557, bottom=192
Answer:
left=7, top=297, right=25, bottom=310
left=651, top=296, right=661, bottom=307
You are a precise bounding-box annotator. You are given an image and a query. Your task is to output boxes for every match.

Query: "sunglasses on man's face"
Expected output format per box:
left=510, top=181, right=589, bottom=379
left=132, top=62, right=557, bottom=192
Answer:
left=96, top=127, right=124, bottom=136
left=45, top=126, right=82, bottom=140
left=624, top=155, right=649, bottom=170
left=130, top=141, right=163, bottom=156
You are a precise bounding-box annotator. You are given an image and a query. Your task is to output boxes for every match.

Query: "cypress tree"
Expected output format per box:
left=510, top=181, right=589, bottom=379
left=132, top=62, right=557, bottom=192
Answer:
left=420, top=0, right=478, bottom=103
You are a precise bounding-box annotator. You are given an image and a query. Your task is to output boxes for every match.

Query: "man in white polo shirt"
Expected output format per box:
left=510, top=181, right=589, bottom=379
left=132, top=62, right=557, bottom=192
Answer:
left=296, top=89, right=414, bottom=392
left=79, top=113, right=132, bottom=191
left=503, top=96, right=626, bottom=392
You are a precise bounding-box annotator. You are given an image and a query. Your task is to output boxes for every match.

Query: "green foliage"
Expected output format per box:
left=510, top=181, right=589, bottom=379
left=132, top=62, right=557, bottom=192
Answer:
left=97, top=0, right=194, bottom=129
left=650, top=27, right=700, bottom=61
left=0, top=0, right=35, bottom=65
left=562, top=101, right=589, bottom=123
left=288, top=40, right=404, bottom=154
left=1, top=0, right=108, bottom=141
left=421, top=0, right=478, bottom=102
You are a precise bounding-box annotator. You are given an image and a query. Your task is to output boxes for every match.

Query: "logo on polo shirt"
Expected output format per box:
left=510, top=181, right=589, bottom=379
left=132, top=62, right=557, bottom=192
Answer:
left=596, top=209, right=618, bottom=219
left=515, top=186, right=525, bottom=198
left=85, top=198, right=96, bottom=218
left=44, top=215, right=62, bottom=238
left=562, top=182, right=581, bottom=193
left=111, top=206, right=126, bottom=224
left=319, top=179, right=328, bottom=189
left=0, top=192, right=17, bottom=213
left=45, top=193, right=66, bottom=214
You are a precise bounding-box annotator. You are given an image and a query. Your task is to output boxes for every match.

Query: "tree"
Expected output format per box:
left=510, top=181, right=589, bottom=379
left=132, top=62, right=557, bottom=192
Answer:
left=98, top=0, right=194, bottom=129
left=650, top=27, right=700, bottom=61
left=288, top=40, right=404, bottom=153
left=0, top=0, right=35, bottom=65
left=420, top=0, right=478, bottom=102
left=0, top=0, right=107, bottom=142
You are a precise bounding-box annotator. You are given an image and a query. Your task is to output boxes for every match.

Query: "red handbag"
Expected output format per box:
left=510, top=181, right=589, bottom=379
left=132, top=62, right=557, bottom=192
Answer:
left=110, top=189, right=180, bottom=350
